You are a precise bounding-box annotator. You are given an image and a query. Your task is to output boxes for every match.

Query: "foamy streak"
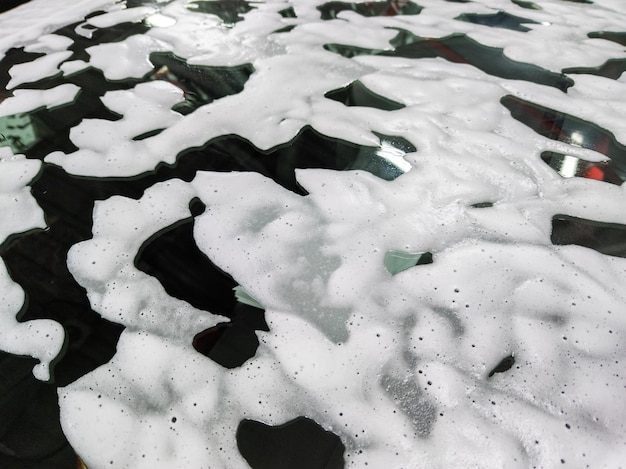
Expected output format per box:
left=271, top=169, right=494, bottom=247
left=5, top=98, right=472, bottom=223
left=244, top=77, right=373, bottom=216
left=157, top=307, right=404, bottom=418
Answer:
left=0, top=148, right=63, bottom=381
left=0, top=84, right=80, bottom=116
left=0, top=0, right=625, bottom=467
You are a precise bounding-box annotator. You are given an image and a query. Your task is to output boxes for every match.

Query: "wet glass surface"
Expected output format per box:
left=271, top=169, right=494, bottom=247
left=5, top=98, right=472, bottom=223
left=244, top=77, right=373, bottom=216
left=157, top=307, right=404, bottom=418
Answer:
left=0, top=351, right=77, bottom=468
left=541, top=151, right=624, bottom=185
left=325, top=80, right=405, bottom=110
left=178, top=126, right=414, bottom=195
left=237, top=417, right=345, bottom=469
left=588, top=31, right=626, bottom=47
left=488, top=354, right=515, bottom=377
left=278, top=6, right=297, bottom=18
left=317, top=0, right=422, bottom=20
left=148, top=53, right=255, bottom=115
left=0, top=6, right=417, bottom=464
left=563, top=58, right=626, bottom=80
left=135, top=198, right=269, bottom=368
left=510, top=0, right=542, bottom=9
left=0, top=0, right=30, bottom=13
left=2, top=1, right=626, bottom=468
left=501, top=95, right=626, bottom=176
left=552, top=215, right=626, bottom=258
left=455, top=11, right=540, bottom=32
left=384, top=250, right=433, bottom=275
left=325, top=30, right=574, bottom=92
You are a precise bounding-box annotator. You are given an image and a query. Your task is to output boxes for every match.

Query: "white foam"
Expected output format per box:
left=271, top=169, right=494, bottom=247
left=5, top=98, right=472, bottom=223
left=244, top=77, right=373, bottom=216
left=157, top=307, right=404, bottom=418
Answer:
left=23, top=34, right=73, bottom=54
left=86, top=34, right=168, bottom=81
left=1, top=0, right=626, bottom=467
left=0, top=149, right=64, bottom=381
left=60, top=60, right=90, bottom=76
left=86, top=6, right=157, bottom=29
left=0, top=83, right=80, bottom=117
left=0, top=0, right=116, bottom=57
left=7, top=50, right=72, bottom=89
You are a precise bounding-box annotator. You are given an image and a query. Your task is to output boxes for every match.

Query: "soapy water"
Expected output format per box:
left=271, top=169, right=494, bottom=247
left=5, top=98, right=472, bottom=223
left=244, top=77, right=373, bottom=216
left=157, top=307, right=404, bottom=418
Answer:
left=1, top=0, right=626, bottom=467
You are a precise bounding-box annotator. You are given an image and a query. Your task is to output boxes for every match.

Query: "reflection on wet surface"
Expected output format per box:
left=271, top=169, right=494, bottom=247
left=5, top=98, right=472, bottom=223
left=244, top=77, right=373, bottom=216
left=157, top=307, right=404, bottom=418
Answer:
left=563, top=59, right=626, bottom=80
left=135, top=199, right=238, bottom=316
left=0, top=52, right=253, bottom=156
left=135, top=198, right=268, bottom=368
left=192, top=302, right=268, bottom=369
left=455, top=11, right=539, bottom=32
left=0, top=351, right=77, bottom=468
left=180, top=126, right=413, bottom=195
left=501, top=95, right=626, bottom=174
left=552, top=215, right=626, bottom=258
left=2, top=1, right=622, bottom=467
left=325, top=80, right=405, bottom=110
left=188, top=0, right=255, bottom=26
left=488, top=354, right=515, bottom=378
left=588, top=31, right=626, bottom=47
left=0, top=165, right=129, bottom=387
left=237, top=417, right=345, bottom=469
left=384, top=250, right=433, bottom=275
left=0, top=65, right=134, bottom=157
left=511, top=0, right=542, bottom=9
left=273, top=24, right=296, bottom=34
left=0, top=0, right=30, bottom=13
left=148, top=52, right=255, bottom=115
left=325, top=30, right=574, bottom=92
left=317, top=0, right=422, bottom=20
left=278, top=6, right=297, bottom=18
left=541, top=151, right=624, bottom=185
left=471, top=201, right=494, bottom=208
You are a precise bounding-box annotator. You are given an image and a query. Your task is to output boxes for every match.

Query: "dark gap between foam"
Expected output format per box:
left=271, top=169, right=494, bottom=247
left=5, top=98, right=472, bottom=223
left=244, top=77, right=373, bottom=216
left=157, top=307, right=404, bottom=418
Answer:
left=324, top=30, right=573, bottom=92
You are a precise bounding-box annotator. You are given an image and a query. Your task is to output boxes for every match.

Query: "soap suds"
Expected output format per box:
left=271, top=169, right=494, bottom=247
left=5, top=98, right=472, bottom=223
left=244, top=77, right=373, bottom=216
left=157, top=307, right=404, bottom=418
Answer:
left=1, top=0, right=626, bottom=467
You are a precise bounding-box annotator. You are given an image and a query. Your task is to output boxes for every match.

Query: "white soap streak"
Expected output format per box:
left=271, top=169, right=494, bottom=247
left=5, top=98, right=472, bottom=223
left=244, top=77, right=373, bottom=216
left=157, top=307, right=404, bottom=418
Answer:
left=0, top=84, right=80, bottom=117
left=0, top=149, right=63, bottom=381
left=7, top=50, right=72, bottom=89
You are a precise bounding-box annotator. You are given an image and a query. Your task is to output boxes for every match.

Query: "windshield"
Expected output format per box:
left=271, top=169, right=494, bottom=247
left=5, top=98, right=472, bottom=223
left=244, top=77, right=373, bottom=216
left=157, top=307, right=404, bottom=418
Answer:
left=1, top=0, right=626, bottom=468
